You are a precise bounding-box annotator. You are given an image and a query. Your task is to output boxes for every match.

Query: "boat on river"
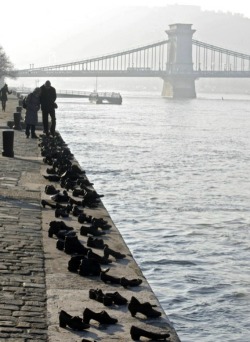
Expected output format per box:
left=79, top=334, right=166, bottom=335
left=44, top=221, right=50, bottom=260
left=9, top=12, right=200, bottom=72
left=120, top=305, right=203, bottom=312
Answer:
left=89, top=91, right=122, bottom=105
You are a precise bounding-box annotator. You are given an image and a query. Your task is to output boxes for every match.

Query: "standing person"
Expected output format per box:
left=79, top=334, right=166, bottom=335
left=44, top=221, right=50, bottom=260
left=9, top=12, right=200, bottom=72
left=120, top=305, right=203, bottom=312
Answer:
left=40, top=80, right=57, bottom=136
left=0, top=83, right=12, bottom=111
left=25, top=87, right=41, bottom=139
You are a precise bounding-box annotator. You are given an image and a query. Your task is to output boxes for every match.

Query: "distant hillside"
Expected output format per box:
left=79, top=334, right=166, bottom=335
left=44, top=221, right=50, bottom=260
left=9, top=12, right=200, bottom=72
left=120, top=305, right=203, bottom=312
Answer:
left=49, top=5, right=250, bottom=64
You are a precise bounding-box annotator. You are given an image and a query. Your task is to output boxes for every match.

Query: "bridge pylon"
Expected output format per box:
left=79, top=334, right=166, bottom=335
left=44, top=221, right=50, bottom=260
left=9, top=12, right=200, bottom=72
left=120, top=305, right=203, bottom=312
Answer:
left=162, top=23, right=196, bottom=98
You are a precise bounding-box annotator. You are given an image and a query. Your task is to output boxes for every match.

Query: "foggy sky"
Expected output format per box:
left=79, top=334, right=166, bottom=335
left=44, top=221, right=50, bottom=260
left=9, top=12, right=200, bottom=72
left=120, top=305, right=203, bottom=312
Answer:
left=1, top=0, right=250, bottom=69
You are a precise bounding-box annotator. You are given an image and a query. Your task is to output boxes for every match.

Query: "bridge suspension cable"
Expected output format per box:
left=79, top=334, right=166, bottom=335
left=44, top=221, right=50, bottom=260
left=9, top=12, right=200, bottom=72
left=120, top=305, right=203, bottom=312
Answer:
left=18, top=40, right=168, bottom=74
left=192, top=40, right=250, bottom=72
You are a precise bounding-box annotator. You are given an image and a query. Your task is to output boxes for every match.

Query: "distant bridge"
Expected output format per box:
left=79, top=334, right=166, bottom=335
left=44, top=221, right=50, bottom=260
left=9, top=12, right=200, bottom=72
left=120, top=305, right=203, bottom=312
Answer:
left=15, top=24, right=250, bottom=98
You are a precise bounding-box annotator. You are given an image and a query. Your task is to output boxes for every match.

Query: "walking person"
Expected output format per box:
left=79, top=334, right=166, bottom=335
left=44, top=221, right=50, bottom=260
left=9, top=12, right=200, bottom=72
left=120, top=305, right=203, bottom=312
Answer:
left=25, top=87, right=41, bottom=139
left=40, top=80, right=57, bottom=136
left=0, top=83, right=12, bottom=111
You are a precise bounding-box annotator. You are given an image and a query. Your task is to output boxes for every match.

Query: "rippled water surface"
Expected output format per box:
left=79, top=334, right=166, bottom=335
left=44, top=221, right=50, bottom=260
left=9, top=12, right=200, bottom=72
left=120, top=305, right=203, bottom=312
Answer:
left=56, top=92, right=250, bottom=342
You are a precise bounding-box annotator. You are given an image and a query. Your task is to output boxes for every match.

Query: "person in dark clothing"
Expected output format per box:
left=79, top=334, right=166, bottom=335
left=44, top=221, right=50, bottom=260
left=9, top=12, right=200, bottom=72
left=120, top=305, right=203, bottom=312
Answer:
left=40, top=80, right=57, bottom=136
left=25, top=87, right=41, bottom=139
left=0, top=83, right=12, bottom=111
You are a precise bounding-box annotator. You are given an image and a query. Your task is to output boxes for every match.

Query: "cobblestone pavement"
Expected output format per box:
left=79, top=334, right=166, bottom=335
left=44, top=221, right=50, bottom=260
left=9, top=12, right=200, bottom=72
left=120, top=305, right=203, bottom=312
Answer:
left=0, top=96, right=48, bottom=341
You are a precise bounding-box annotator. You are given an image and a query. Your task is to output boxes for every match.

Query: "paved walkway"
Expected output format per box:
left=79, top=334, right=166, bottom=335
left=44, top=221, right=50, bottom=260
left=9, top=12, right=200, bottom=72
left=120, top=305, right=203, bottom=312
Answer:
left=0, top=95, right=181, bottom=342
left=0, top=95, right=47, bottom=341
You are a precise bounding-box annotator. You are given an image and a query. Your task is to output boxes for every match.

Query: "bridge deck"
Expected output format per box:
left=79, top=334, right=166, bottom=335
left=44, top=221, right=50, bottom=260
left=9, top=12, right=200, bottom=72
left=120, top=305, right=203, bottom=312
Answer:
left=15, top=70, right=250, bottom=78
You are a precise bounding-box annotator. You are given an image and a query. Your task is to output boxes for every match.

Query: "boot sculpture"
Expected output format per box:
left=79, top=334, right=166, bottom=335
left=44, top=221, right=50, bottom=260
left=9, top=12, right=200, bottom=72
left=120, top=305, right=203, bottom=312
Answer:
left=78, top=212, right=92, bottom=224
left=55, top=208, right=69, bottom=218
left=64, top=235, right=90, bottom=255
left=48, top=221, right=74, bottom=238
left=104, top=245, right=126, bottom=259
left=51, top=190, right=69, bottom=202
left=68, top=197, right=84, bottom=206
left=128, top=296, right=162, bottom=318
left=45, top=184, right=60, bottom=194
left=78, top=258, right=102, bottom=276
left=87, top=236, right=105, bottom=249
left=56, top=229, right=76, bottom=240
left=56, top=239, right=65, bottom=251
left=87, top=249, right=112, bottom=265
left=89, top=289, right=113, bottom=307
left=72, top=188, right=87, bottom=197
left=68, top=255, right=86, bottom=273
left=72, top=205, right=84, bottom=216
left=92, top=218, right=111, bottom=230
left=80, top=225, right=106, bottom=237
left=83, top=308, right=117, bottom=325
left=45, top=167, right=57, bottom=175
left=59, top=310, right=90, bottom=331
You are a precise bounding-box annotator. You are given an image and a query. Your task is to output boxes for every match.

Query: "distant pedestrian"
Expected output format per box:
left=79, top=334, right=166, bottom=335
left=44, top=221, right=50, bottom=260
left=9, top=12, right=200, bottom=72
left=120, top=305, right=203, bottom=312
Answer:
left=40, top=80, right=57, bottom=136
left=0, top=83, right=12, bottom=111
left=25, top=87, right=41, bottom=139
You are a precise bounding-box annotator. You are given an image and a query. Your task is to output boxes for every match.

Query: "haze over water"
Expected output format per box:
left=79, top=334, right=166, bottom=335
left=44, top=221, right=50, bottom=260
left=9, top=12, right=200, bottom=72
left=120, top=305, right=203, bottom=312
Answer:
left=54, top=88, right=250, bottom=342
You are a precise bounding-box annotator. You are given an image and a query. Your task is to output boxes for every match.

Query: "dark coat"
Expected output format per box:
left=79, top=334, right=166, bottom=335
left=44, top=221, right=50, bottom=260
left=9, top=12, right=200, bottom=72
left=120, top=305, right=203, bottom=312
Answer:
left=25, top=93, right=40, bottom=125
left=0, top=85, right=12, bottom=101
left=40, top=84, right=57, bottom=111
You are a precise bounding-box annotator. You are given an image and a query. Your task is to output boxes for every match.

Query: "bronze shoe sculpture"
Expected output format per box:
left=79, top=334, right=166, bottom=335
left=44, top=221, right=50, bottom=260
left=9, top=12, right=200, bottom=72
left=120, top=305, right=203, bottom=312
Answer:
left=128, top=296, right=161, bottom=318
left=130, top=325, right=170, bottom=341
left=59, top=310, right=90, bottom=331
left=83, top=308, right=117, bottom=325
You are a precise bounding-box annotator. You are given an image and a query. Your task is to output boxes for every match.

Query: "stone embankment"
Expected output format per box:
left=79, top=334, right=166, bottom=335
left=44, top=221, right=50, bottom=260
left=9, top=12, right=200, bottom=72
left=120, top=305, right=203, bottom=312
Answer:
left=0, top=94, right=181, bottom=341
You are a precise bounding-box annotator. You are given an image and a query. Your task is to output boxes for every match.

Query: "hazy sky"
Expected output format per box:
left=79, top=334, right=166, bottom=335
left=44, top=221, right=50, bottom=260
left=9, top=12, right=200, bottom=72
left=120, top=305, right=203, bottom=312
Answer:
left=1, top=0, right=250, bottom=68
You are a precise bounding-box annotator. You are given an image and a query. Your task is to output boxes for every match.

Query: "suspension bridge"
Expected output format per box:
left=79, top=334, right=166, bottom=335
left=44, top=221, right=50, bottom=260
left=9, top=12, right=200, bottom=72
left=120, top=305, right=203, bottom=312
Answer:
left=15, top=23, right=250, bottom=98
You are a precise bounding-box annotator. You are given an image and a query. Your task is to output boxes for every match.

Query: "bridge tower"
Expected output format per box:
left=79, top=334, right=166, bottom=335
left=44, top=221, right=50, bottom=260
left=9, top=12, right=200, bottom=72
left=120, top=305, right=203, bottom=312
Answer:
left=162, top=23, right=196, bottom=98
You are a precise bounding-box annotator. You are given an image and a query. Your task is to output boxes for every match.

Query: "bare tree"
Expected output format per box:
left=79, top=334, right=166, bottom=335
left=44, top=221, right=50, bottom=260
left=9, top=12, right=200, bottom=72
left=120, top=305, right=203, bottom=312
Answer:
left=0, top=46, right=16, bottom=79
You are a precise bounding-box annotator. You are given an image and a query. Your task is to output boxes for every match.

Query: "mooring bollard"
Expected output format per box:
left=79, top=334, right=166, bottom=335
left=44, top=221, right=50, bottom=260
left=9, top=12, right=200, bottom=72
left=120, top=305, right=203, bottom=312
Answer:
left=2, top=130, right=14, bottom=158
left=13, top=112, right=22, bottom=130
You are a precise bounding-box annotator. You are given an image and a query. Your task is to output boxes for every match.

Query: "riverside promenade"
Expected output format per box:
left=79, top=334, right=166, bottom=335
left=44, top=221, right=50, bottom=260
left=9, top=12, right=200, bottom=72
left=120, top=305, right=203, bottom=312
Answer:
left=0, top=94, right=181, bottom=342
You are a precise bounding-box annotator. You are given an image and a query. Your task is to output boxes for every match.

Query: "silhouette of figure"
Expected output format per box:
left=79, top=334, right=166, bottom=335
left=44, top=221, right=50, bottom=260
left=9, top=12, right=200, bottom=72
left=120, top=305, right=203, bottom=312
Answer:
left=25, top=87, right=41, bottom=139
left=40, top=80, right=57, bottom=136
left=0, top=83, right=12, bottom=111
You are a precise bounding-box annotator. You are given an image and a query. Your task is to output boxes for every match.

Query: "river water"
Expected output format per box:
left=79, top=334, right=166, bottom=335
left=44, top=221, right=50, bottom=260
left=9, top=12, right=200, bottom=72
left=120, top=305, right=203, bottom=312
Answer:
left=55, top=90, right=250, bottom=342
